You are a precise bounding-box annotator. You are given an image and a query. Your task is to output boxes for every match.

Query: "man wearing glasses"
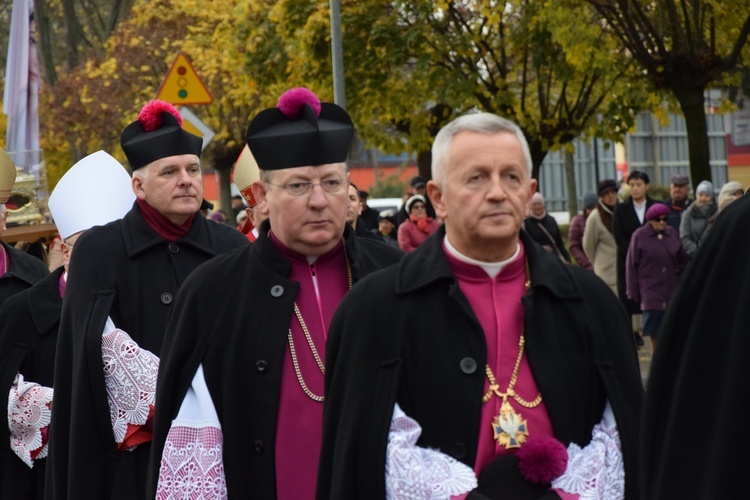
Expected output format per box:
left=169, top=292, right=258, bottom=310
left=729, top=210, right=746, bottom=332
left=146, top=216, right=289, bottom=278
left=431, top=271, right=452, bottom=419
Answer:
left=148, top=88, right=402, bottom=499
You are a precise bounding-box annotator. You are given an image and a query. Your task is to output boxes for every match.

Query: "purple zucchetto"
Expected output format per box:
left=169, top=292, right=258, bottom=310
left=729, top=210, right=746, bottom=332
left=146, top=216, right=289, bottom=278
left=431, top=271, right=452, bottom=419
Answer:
left=646, top=203, right=670, bottom=221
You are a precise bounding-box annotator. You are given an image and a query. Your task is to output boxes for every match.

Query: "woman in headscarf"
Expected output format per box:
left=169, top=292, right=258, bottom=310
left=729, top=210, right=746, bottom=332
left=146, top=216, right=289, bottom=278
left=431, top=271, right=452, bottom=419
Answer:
left=523, top=192, right=571, bottom=262
left=679, top=180, right=717, bottom=257
left=626, top=203, right=689, bottom=354
left=397, top=194, right=440, bottom=252
left=583, top=179, right=619, bottom=295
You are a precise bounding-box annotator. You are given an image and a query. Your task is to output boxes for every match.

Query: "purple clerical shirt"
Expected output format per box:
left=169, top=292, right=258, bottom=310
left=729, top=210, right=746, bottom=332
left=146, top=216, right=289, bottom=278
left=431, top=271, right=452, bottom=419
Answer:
left=270, top=233, right=350, bottom=499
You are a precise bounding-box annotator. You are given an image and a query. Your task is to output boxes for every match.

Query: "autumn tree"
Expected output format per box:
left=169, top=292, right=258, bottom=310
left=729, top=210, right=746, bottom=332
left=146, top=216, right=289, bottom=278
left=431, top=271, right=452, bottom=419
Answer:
left=244, top=0, right=653, bottom=183
left=582, top=0, right=750, bottom=189
left=38, top=0, right=261, bottom=209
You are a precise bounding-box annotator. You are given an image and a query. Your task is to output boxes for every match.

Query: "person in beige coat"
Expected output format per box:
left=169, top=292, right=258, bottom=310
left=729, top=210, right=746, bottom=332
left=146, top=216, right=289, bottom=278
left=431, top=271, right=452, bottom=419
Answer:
left=583, top=179, right=618, bottom=296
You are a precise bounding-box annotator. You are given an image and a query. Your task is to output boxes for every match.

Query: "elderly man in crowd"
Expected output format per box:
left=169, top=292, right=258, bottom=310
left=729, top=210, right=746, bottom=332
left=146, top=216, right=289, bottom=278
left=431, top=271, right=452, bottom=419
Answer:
left=318, top=112, right=643, bottom=499
left=663, top=174, right=692, bottom=232
left=147, top=88, right=402, bottom=499
left=46, top=101, right=248, bottom=499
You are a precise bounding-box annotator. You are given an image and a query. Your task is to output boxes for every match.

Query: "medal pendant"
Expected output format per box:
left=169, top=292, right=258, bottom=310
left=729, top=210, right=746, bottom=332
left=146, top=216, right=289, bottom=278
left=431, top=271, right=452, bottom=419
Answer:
left=492, top=399, right=529, bottom=449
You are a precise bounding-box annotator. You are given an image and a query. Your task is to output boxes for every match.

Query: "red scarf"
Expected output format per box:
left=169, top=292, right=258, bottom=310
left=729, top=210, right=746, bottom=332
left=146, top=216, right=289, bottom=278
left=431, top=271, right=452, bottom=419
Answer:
left=136, top=198, right=195, bottom=242
left=410, top=214, right=433, bottom=233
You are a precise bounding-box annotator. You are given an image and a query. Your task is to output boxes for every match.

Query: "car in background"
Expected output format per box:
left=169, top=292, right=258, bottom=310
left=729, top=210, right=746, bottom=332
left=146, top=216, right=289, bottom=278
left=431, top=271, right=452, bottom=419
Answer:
left=366, top=197, right=403, bottom=217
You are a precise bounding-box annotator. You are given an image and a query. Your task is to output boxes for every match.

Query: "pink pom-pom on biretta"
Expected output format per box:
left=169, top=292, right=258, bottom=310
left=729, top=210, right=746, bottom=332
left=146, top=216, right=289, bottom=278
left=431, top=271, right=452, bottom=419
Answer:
left=277, top=87, right=321, bottom=119
left=517, top=435, right=568, bottom=484
left=138, top=100, right=183, bottom=131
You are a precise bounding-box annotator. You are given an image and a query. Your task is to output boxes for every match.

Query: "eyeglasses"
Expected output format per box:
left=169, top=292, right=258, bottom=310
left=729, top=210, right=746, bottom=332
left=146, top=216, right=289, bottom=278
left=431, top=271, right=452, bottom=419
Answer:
left=266, top=177, right=346, bottom=197
left=411, top=204, right=426, bottom=210
left=653, top=216, right=668, bottom=222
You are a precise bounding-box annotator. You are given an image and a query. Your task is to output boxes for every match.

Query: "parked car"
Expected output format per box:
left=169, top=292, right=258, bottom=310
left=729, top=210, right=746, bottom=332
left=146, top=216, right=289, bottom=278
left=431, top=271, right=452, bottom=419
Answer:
left=366, top=197, right=403, bottom=215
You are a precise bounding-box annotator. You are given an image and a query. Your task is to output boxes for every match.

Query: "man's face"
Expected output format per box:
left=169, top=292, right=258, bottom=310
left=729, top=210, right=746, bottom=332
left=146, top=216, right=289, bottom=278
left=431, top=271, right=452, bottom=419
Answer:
left=413, top=184, right=426, bottom=196
left=132, top=154, right=203, bottom=225
left=628, top=178, right=648, bottom=202
left=429, top=131, right=536, bottom=262
left=670, top=183, right=689, bottom=202
left=346, top=184, right=360, bottom=226
left=254, top=163, right=349, bottom=256
left=62, top=231, right=83, bottom=271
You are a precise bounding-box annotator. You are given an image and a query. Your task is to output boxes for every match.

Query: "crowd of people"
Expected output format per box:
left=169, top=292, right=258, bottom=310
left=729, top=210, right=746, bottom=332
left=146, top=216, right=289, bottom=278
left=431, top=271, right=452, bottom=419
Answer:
left=0, top=85, right=745, bottom=500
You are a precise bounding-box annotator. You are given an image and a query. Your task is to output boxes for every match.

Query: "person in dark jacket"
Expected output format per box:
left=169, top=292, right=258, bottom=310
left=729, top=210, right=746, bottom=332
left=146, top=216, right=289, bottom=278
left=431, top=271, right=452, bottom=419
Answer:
left=148, top=87, right=402, bottom=499
left=625, top=203, right=688, bottom=354
left=614, top=170, right=656, bottom=346
left=45, top=102, right=249, bottom=500
left=0, top=148, right=49, bottom=306
left=662, top=174, right=692, bottom=232
left=523, top=192, right=571, bottom=262
left=642, top=191, right=750, bottom=499
left=318, top=112, right=642, bottom=499
left=0, top=151, right=135, bottom=500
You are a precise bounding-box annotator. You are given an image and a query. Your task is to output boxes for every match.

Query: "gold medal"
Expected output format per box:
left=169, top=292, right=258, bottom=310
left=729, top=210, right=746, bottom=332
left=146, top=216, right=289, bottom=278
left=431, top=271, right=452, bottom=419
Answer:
left=492, top=399, right=529, bottom=448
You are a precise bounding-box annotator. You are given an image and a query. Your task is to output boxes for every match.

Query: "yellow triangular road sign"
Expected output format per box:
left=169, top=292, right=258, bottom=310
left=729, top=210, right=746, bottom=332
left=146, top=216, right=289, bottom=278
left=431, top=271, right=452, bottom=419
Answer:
left=156, top=52, right=213, bottom=105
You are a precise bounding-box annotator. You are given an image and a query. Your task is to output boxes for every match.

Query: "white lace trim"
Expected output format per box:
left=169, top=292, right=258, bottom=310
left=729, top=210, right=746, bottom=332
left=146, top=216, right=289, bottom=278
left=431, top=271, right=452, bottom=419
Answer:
left=551, top=402, right=625, bottom=499
left=101, top=327, right=159, bottom=448
left=157, top=425, right=227, bottom=500
left=157, top=365, right=226, bottom=499
left=8, top=373, right=53, bottom=468
left=385, top=403, right=477, bottom=499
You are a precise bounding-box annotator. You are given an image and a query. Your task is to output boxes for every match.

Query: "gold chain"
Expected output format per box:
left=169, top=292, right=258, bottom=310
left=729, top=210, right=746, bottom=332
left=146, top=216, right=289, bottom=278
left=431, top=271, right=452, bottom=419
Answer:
left=287, top=244, right=352, bottom=402
left=482, top=335, right=542, bottom=407
left=481, top=257, right=540, bottom=408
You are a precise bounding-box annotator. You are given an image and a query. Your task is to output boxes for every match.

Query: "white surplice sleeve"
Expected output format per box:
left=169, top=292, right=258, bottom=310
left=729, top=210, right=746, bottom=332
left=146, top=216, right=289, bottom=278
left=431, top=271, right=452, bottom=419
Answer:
left=101, top=316, right=159, bottom=450
left=156, top=364, right=227, bottom=499
left=385, top=400, right=625, bottom=500
left=385, top=403, right=478, bottom=499
left=8, top=373, right=53, bottom=468
left=551, top=401, right=625, bottom=499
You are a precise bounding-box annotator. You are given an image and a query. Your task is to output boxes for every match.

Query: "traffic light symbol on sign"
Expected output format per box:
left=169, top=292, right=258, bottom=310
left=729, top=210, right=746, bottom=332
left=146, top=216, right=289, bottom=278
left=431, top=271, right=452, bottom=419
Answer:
left=156, top=52, right=213, bottom=105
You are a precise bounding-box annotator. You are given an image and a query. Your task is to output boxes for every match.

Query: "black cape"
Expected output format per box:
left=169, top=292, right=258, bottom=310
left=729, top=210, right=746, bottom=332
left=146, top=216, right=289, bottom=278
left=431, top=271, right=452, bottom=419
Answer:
left=318, top=228, right=643, bottom=499
left=45, top=204, right=248, bottom=500
left=642, top=193, right=750, bottom=498
left=0, top=241, right=49, bottom=306
left=0, top=267, right=63, bottom=500
left=147, top=221, right=403, bottom=498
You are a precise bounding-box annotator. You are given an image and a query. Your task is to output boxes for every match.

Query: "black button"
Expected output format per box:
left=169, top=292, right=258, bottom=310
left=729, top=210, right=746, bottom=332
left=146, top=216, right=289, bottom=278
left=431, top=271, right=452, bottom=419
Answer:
left=256, top=360, right=268, bottom=373
left=459, top=357, right=477, bottom=374
left=254, top=440, right=264, bottom=454
left=161, top=293, right=173, bottom=304
left=168, top=243, right=179, bottom=254
left=451, top=442, right=466, bottom=459
left=270, top=285, right=284, bottom=297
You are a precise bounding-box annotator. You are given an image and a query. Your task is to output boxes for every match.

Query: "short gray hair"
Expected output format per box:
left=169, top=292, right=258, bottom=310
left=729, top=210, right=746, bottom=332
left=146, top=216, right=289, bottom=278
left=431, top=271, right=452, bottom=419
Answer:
left=431, top=113, right=533, bottom=187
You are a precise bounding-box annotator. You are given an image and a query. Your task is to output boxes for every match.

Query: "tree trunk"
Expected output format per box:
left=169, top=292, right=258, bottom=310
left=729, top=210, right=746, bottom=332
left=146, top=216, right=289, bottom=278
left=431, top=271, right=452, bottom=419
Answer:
left=673, top=87, right=713, bottom=190
left=529, top=140, right=547, bottom=187
left=417, top=150, right=431, bottom=181
left=34, top=0, right=57, bottom=85
left=565, top=150, right=577, bottom=219
left=216, top=164, right=232, bottom=215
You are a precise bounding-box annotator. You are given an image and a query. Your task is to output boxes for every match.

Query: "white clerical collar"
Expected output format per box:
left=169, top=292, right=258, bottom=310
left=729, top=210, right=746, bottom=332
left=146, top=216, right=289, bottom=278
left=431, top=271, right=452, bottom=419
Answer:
left=443, top=236, right=521, bottom=279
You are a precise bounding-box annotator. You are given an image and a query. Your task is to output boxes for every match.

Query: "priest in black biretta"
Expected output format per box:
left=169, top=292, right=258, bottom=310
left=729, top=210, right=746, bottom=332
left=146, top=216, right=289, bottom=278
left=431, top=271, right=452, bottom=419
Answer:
left=245, top=87, right=353, bottom=170
left=147, top=87, right=402, bottom=499
left=120, top=102, right=203, bottom=170
left=45, top=100, right=248, bottom=500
